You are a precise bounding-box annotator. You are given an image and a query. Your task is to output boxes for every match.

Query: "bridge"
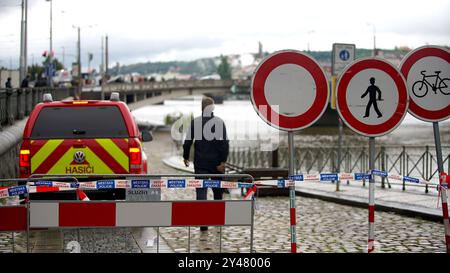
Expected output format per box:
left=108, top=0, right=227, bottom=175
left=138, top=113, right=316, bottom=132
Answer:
left=81, top=79, right=243, bottom=110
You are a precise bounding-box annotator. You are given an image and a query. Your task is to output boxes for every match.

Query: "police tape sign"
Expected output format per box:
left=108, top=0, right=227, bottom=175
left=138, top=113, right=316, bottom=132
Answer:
left=126, top=188, right=161, bottom=201
left=126, top=178, right=161, bottom=201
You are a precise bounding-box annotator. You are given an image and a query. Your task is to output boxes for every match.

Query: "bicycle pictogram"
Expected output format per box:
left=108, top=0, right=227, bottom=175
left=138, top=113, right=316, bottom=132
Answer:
left=412, top=70, right=450, bottom=98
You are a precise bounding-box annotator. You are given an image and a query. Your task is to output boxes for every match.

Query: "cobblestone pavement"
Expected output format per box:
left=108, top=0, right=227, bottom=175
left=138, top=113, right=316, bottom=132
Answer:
left=0, top=228, right=174, bottom=253
left=0, top=131, right=446, bottom=253
left=156, top=187, right=446, bottom=253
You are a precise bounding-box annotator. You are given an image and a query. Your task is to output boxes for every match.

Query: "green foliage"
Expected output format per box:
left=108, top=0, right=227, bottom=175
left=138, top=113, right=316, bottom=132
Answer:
left=27, top=64, right=45, bottom=81
left=27, top=58, right=64, bottom=81
left=45, top=57, right=64, bottom=71
left=110, top=58, right=218, bottom=77
left=217, top=55, right=232, bottom=80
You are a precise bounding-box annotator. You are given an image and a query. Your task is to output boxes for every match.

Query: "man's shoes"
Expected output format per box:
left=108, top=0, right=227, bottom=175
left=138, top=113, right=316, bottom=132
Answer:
left=200, top=226, right=208, bottom=232
left=377, top=114, right=383, bottom=118
left=363, top=115, right=369, bottom=118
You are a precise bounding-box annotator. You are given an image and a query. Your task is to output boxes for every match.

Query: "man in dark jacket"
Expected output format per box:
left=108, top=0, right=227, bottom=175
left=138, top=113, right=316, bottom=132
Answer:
left=183, top=96, right=229, bottom=231
left=20, top=74, right=30, bottom=88
left=5, top=77, right=12, bottom=88
left=34, top=75, right=47, bottom=87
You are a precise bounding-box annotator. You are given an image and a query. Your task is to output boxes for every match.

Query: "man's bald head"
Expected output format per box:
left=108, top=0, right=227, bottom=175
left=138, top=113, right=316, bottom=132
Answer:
left=202, top=96, right=215, bottom=112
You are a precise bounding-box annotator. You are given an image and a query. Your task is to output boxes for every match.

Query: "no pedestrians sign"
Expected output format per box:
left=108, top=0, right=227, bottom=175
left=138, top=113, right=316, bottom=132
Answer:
left=336, top=58, right=409, bottom=137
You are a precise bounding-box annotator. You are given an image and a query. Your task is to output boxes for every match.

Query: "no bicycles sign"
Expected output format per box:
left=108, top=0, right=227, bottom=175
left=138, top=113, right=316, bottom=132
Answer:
left=400, top=46, right=450, bottom=122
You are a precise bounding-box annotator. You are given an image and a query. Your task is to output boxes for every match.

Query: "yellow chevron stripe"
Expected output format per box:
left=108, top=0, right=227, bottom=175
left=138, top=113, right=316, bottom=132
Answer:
left=47, top=147, right=114, bottom=174
left=95, top=139, right=129, bottom=172
left=31, top=139, right=64, bottom=173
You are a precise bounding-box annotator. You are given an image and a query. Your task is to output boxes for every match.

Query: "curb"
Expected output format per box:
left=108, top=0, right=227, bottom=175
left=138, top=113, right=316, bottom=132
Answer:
left=163, top=156, right=444, bottom=222
left=293, top=187, right=443, bottom=222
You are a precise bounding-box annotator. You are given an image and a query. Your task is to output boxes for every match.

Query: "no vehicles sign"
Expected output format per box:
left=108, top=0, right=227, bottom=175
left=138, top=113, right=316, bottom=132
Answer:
left=251, top=50, right=329, bottom=131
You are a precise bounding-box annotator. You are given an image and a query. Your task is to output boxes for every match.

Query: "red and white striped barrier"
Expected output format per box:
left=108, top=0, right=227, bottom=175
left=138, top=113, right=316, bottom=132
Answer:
left=0, top=206, right=27, bottom=231
left=28, top=200, right=253, bottom=228
left=439, top=172, right=450, bottom=252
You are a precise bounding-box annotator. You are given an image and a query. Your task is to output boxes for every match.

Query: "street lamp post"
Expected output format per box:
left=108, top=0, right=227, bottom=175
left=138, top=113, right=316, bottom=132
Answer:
left=367, top=23, right=376, bottom=57
left=72, top=25, right=82, bottom=99
left=42, top=0, right=54, bottom=86
left=61, top=46, right=65, bottom=69
left=307, top=30, right=315, bottom=52
left=71, top=24, right=98, bottom=98
left=46, top=0, right=53, bottom=87
left=19, top=0, right=28, bottom=83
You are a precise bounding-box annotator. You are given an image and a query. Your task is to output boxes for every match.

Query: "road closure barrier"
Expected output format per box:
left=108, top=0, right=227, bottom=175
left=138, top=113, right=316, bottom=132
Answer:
left=0, top=173, right=256, bottom=253
left=0, top=171, right=447, bottom=253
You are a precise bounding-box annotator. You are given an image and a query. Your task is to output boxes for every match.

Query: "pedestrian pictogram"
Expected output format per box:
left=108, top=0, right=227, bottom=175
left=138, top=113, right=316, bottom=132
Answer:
left=336, top=58, right=409, bottom=137
left=400, top=45, right=450, bottom=122
left=361, top=77, right=383, bottom=118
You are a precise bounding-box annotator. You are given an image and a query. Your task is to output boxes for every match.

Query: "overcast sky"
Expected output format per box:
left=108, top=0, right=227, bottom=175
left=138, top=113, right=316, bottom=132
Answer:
left=1, top=0, right=449, bottom=71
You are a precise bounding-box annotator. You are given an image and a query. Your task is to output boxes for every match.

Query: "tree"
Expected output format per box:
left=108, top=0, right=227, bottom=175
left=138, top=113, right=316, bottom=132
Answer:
left=27, top=64, right=45, bottom=81
left=44, top=56, right=64, bottom=71
left=217, top=55, right=231, bottom=80
left=27, top=57, right=64, bottom=81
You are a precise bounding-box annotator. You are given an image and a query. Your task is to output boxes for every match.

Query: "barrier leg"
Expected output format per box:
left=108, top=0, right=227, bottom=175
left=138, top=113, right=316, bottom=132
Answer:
left=433, top=122, right=450, bottom=253
left=157, top=227, right=160, bottom=253
left=219, top=226, right=222, bottom=253
left=187, top=227, right=190, bottom=253
left=26, top=201, right=30, bottom=253
left=60, top=230, right=64, bottom=253
left=77, top=229, right=80, bottom=249
left=250, top=199, right=255, bottom=253
left=12, top=232, right=14, bottom=253
left=368, top=137, right=376, bottom=253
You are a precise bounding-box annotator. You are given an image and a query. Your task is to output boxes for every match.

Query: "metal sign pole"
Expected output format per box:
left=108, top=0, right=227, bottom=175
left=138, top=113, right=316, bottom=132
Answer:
left=250, top=198, right=254, bottom=253
left=368, top=137, right=376, bottom=253
left=288, top=131, right=297, bottom=253
left=433, top=122, right=450, bottom=253
left=337, top=117, right=343, bottom=191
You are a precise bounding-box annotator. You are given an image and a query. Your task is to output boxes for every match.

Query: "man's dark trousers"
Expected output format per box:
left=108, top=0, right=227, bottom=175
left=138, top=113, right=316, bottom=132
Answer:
left=195, top=168, right=223, bottom=201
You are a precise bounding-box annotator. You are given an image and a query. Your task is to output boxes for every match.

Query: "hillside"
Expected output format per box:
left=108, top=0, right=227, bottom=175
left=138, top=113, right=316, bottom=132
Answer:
left=110, top=48, right=412, bottom=77
left=109, top=57, right=219, bottom=77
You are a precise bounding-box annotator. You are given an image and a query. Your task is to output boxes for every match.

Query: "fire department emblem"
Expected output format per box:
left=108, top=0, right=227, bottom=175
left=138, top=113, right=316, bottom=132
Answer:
left=73, top=151, right=86, bottom=164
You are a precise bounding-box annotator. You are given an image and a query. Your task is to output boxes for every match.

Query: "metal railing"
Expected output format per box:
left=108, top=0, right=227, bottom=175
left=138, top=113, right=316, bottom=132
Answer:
left=0, top=87, right=75, bottom=129
left=228, top=145, right=450, bottom=192
left=102, top=79, right=235, bottom=93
